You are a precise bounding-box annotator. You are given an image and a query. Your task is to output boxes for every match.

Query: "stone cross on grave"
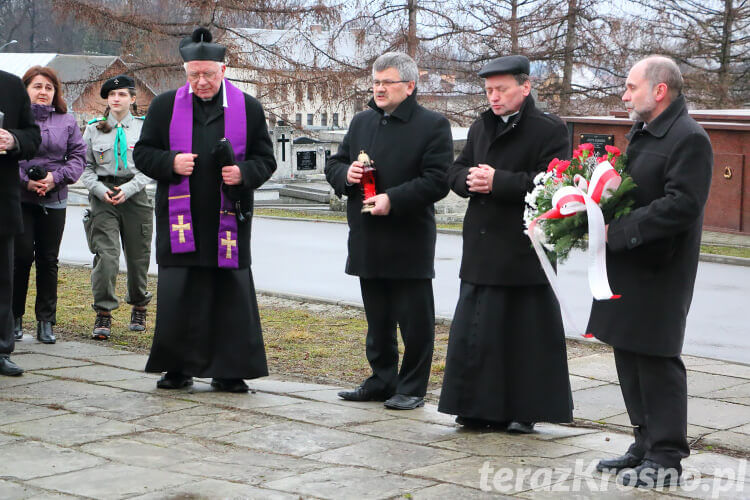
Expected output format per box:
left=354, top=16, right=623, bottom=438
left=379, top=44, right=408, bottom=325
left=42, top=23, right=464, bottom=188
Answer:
left=277, top=134, right=290, bottom=161
left=272, top=125, right=294, bottom=180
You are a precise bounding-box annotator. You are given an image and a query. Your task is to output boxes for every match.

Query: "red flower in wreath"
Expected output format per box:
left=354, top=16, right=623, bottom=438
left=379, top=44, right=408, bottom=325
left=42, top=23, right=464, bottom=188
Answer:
left=604, top=145, right=621, bottom=157
left=547, top=158, right=561, bottom=172
left=555, top=160, right=571, bottom=178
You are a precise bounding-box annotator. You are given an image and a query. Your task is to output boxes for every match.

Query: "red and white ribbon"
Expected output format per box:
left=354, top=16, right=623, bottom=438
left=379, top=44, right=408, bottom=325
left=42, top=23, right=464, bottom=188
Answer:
left=527, top=161, right=622, bottom=331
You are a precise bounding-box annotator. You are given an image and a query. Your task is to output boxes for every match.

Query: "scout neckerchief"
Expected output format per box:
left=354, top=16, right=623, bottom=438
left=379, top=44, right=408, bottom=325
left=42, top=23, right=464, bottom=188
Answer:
left=114, top=123, right=128, bottom=171
left=168, top=79, right=247, bottom=268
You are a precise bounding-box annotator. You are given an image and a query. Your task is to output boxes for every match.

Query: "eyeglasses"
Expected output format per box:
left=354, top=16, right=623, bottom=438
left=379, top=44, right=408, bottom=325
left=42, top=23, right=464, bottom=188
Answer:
left=372, top=79, right=410, bottom=88
left=187, top=70, right=218, bottom=82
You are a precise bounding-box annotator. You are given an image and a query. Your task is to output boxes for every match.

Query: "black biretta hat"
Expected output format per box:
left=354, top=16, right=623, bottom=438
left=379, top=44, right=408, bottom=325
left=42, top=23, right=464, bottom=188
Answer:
left=100, top=74, right=135, bottom=99
left=478, top=55, right=530, bottom=78
left=179, top=27, right=226, bottom=62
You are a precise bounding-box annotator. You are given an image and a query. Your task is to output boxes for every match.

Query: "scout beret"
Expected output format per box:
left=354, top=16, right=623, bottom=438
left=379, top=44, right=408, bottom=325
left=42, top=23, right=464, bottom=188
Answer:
left=478, top=55, right=530, bottom=78
left=100, top=74, right=135, bottom=99
left=179, top=27, right=225, bottom=62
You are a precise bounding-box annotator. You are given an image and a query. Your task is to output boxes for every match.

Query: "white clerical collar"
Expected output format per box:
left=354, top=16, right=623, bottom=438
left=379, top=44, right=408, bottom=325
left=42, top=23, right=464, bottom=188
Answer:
left=501, top=111, right=519, bottom=123
left=188, top=79, right=228, bottom=108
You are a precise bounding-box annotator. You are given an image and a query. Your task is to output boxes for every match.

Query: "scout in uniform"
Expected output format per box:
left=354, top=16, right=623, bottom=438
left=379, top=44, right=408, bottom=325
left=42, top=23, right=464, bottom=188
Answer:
left=81, top=75, right=153, bottom=339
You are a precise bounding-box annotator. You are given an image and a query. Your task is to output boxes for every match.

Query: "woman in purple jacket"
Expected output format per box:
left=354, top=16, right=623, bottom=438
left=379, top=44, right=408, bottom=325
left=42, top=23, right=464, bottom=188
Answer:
left=13, top=66, right=85, bottom=344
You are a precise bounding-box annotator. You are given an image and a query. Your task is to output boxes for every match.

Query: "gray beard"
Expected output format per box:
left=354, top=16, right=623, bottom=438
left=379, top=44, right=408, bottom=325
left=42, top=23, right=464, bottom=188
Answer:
left=628, top=103, right=655, bottom=123
left=627, top=108, right=642, bottom=122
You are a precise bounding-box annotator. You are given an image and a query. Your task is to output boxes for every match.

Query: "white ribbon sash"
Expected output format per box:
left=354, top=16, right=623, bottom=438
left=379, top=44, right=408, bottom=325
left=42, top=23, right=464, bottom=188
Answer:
left=527, top=161, right=622, bottom=331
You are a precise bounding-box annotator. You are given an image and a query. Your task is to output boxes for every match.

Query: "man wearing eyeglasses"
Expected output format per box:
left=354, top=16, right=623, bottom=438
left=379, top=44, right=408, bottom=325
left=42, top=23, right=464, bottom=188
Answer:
left=325, top=52, right=452, bottom=410
left=134, top=27, right=276, bottom=393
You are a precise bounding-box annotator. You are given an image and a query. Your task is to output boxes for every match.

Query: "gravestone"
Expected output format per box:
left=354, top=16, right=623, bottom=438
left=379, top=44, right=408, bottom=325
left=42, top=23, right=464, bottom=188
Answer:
left=296, top=150, right=316, bottom=171
left=271, top=124, right=294, bottom=180
left=290, top=136, right=334, bottom=178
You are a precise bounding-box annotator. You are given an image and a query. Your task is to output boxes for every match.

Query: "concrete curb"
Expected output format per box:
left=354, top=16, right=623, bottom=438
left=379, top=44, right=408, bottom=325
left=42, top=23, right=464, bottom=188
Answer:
left=255, top=288, right=456, bottom=326
left=699, top=253, right=750, bottom=267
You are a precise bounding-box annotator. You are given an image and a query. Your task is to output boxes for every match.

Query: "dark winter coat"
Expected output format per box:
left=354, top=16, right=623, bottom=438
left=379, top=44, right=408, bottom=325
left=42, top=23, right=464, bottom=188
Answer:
left=325, top=92, right=452, bottom=279
left=18, top=105, right=85, bottom=205
left=0, top=70, right=41, bottom=235
left=586, top=95, right=713, bottom=357
left=449, top=96, right=570, bottom=286
left=133, top=84, right=276, bottom=268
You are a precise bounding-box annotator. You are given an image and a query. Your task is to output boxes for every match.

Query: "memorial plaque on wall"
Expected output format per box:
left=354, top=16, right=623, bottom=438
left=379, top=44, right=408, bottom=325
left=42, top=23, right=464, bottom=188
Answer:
left=579, top=133, right=614, bottom=156
left=296, top=150, right=317, bottom=170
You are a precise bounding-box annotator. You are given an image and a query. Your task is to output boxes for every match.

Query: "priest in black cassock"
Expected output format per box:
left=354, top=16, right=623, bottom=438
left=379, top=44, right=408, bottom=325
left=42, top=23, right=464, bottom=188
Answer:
left=438, top=55, right=573, bottom=432
left=133, top=27, right=276, bottom=393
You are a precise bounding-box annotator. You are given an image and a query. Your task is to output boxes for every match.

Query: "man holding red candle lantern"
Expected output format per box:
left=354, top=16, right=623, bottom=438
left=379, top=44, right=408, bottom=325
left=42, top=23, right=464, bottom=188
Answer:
left=325, top=52, right=453, bottom=410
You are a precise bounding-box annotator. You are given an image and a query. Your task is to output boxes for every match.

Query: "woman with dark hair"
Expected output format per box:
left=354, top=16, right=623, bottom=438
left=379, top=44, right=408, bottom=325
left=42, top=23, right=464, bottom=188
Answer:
left=13, top=66, right=86, bottom=344
left=80, top=75, right=152, bottom=341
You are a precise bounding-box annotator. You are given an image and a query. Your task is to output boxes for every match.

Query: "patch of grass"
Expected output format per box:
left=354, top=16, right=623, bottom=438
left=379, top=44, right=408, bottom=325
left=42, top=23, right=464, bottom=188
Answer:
left=255, top=208, right=346, bottom=223
left=700, top=245, right=750, bottom=259
left=25, top=264, right=607, bottom=390
left=255, top=207, right=463, bottom=231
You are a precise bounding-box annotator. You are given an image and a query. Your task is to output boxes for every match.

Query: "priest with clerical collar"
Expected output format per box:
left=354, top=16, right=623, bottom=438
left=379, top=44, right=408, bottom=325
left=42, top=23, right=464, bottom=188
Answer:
left=134, top=27, right=276, bottom=393
left=438, top=55, right=573, bottom=433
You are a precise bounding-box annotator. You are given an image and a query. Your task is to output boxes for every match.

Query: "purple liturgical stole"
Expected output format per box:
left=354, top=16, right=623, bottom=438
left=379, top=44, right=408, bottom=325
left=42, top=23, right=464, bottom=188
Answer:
left=168, top=80, right=247, bottom=268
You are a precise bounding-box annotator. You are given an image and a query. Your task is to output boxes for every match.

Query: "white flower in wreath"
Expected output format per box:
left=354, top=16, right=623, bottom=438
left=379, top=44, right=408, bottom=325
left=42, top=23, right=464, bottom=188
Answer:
left=524, top=191, right=538, bottom=208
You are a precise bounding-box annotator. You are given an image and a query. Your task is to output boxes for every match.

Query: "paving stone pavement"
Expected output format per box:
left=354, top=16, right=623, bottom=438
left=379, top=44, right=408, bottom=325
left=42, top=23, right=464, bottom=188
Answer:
left=0, top=339, right=748, bottom=499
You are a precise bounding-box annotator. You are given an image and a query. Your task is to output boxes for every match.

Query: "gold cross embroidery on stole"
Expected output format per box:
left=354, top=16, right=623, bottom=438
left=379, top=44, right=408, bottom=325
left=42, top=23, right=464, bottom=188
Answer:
left=172, top=215, right=191, bottom=244
left=221, top=231, right=237, bottom=259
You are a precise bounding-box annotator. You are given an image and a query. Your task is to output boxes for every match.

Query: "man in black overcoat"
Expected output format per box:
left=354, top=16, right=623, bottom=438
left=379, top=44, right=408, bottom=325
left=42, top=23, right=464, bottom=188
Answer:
left=133, top=28, right=276, bottom=393
left=325, top=52, right=452, bottom=410
left=437, top=55, right=573, bottom=432
left=588, top=56, right=713, bottom=487
left=0, top=70, right=41, bottom=376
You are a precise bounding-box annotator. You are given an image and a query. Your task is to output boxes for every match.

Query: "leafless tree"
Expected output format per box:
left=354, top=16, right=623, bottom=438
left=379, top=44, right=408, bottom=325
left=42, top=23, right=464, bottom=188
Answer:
left=633, top=0, right=750, bottom=107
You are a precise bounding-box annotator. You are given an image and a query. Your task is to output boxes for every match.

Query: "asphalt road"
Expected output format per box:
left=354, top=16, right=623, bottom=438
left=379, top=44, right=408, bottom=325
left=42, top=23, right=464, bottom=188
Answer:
left=58, top=207, right=750, bottom=364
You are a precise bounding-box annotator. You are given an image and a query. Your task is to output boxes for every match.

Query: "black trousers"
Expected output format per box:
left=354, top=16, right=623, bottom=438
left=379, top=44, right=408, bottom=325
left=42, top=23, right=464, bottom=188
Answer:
left=0, top=235, right=15, bottom=356
left=614, top=347, right=689, bottom=470
left=359, top=278, right=434, bottom=397
left=12, top=204, right=66, bottom=323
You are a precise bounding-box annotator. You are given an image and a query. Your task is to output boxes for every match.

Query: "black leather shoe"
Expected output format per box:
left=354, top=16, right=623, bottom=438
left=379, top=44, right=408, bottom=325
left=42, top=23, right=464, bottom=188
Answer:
left=37, top=321, right=56, bottom=344
left=156, top=372, right=193, bottom=389
left=596, top=452, right=644, bottom=473
left=507, top=421, right=536, bottom=434
left=338, top=386, right=391, bottom=402
left=211, top=378, right=249, bottom=393
left=619, top=459, right=681, bottom=488
left=384, top=394, right=424, bottom=410
left=0, top=356, right=24, bottom=376
left=14, top=317, right=23, bottom=340
left=456, top=416, right=509, bottom=430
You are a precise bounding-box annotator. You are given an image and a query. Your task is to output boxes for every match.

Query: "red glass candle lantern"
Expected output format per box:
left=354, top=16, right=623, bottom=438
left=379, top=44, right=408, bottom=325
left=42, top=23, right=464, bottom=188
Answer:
left=358, top=150, right=377, bottom=213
